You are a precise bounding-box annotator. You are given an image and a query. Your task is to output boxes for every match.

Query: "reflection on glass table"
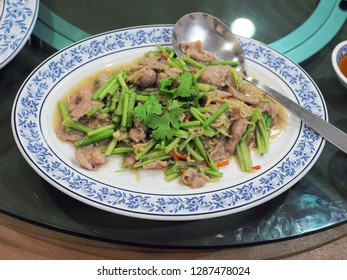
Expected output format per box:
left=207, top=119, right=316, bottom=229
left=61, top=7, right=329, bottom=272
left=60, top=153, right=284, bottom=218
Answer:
left=0, top=0, right=346, bottom=247
left=34, top=0, right=347, bottom=63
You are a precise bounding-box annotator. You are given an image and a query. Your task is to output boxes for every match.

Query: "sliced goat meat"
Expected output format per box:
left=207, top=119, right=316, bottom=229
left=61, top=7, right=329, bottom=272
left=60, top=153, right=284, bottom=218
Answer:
left=156, top=68, right=182, bottom=85
left=180, top=168, right=207, bottom=189
left=128, top=118, right=147, bottom=143
left=143, top=160, right=169, bottom=169
left=231, top=118, right=249, bottom=142
left=210, top=140, right=230, bottom=161
left=128, top=127, right=146, bottom=143
left=164, top=67, right=182, bottom=77
left=55, top=125, right=85, bottom=142
left=138, top=56, right=168, bottom=71
left=129, top=67, right=157, bottom=88
left=228, top=86, right=260, bottom=105
left=180, top=41, right=217, bottom=62
left=134, top=118, right=146, bottom=130
left=75, top=146, right=107, bottom=170
left=67, top=87, right=102, bottom=121
left=137, top=68, right=156, bottom=88
left=226, top=118, right=248, bottom=154
left=258, top=100, right=279, bottom=124
left=67, top=87, right=91, bottom=112
left=200, top=65, right=233, bottom=88
left=206, top=89, right=232, bottom=99
left=123, top=153, right=137, bottom=168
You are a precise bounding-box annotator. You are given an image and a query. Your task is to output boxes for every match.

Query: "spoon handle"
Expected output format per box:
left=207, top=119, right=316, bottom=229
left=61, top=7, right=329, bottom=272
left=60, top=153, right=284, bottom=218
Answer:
left=245, top=76, right=347, bottom=153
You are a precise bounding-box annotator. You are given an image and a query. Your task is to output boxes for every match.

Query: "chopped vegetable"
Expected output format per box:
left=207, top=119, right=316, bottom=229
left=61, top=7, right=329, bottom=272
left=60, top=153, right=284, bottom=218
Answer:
left=216, top=160, right=230, bottom=167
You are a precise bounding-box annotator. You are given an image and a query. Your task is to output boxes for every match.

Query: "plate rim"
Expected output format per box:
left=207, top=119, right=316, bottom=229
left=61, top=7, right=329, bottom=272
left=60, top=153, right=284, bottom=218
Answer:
left=11, top=24, right=326, bottom=221
left=0, top=0, right=39, bottom=69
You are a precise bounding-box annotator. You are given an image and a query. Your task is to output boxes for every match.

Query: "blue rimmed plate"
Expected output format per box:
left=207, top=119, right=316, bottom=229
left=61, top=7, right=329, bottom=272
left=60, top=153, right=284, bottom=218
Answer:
left=0, top=0, right=39, bottom=69
left=11, top=25, right=325, bottom=221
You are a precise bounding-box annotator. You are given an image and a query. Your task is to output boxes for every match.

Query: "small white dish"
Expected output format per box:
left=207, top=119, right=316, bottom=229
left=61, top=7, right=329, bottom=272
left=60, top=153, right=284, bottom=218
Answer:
left=332, top=40, right=347, bottom=88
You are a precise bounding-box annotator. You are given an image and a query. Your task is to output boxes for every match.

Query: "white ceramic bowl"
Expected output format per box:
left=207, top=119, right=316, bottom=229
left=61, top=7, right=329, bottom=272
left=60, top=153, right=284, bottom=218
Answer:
left=332, top=40, right=347, bottom=88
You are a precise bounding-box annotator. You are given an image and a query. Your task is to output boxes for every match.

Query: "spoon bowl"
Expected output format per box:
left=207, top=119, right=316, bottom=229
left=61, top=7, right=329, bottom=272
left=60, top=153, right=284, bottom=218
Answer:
left=172, top=12, right=347, bottom=153
left=172, top=13, right=245, bottom=73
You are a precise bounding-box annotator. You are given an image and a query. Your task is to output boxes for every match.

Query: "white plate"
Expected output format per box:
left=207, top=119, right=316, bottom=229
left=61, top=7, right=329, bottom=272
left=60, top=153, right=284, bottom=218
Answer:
left=0, top=0, right=39, bottom=68
left=11, top=25, right=326, bottom=221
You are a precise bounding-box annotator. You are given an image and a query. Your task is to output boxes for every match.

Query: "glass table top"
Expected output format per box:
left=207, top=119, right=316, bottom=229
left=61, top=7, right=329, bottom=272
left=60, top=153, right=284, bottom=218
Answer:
left=40, top=0, right=316, bottom=43
left=0, top=0, right=346, bottom=247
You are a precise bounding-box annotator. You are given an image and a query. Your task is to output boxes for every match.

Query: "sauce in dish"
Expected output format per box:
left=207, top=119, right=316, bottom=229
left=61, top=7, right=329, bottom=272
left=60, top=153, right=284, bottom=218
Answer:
left=338, top=55, right=347, bottom=78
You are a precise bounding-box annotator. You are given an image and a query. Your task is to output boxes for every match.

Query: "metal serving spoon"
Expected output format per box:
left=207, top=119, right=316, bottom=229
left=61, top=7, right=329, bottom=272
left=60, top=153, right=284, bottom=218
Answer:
left=172, top=12, right=347, bottom=153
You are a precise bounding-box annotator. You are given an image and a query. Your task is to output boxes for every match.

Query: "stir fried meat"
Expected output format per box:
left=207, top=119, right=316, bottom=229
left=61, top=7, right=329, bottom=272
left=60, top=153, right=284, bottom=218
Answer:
left=138, top=55, right=168, bottom=71
left=200, top=65, right=234, bottom=88
left=67, top=87, right=103, bottom=121
left=128, top=119, right=147, bottom=143
left=55, top=125, right=85, bottom=142
left=210, top=140, right=230, bottom=161
left=75, top=146, right=107, bottom=170
left=226, top=118, right=249, bottom=154
left=143, top=160, right=169, bottom=170
left=180, top=168, right=207, bottom=189
left=122, top=153, right=137, bottom=168
left=180, top=40, right=217, bottom=62
left=131, top=67, right=157, bottom=88
left=228, top=86, right=260, bottom=105
left=56, top=41, right=284, bottom=188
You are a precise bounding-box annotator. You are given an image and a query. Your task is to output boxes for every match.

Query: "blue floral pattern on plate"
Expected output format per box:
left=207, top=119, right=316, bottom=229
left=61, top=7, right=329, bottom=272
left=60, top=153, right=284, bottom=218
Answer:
left=12, top=26, right=326, bottom=220
left=335, top=43, right=347, bottom=63
left=0, top=0, right=39, bottom=68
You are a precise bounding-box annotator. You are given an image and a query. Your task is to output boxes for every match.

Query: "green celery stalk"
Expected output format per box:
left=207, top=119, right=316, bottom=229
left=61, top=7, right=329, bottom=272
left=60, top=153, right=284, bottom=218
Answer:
left=186, top=144, right=204, bottom=162
left=112, top=147, right=135, bottom=154
left=182, top=55, right=205, bottom=68
left=127, top=89, right=136, bottom=127
left=165, top=172, right=182, bottom=181
left=231, top=68, right=242, bottom=89
left=133, top=155, right=171, bottom=168
left=117, top=71, right=129, bottom=91
left=62, top=117, right=91, bottom=134
left=58, top=101, right=72, bottom=132
left=204, top=169, right=223, bottom=178
left=121, top=91, right=130, bottom=130
left=236, top=141, right=252, bottom=172
left=92, top=75, right=118, bottom=100
left=75, top=129, right=114, bottom=148
left=105, top=139, right=117, bottom=156
left=256, top=114, right=270, bottom=155
left=87, top=124, right=115, bottom=137
left=204, top=103, right=229, bottom=127
left=179, top=121, right=201, bottom=128
left=135, top=140, right=156, bottom=160
left=164, top=137, right=181, bottom=154
left=189, top=107, right=206, bottom=125
left=241, top=108, right=261, bottom=143
left=207, top=60, right=239, bottom=67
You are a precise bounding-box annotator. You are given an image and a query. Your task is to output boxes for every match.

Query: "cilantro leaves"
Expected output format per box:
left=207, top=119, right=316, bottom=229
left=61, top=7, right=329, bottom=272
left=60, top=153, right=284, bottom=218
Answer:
left=134, top=95, right=184, bottom=141
left=159, top=71, right=198, bottom=99
left=149, top=111, right=179, bottom=140
left=134, top=95, right=162, bottom=126
left=134, top=72, right=197, bottom=141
